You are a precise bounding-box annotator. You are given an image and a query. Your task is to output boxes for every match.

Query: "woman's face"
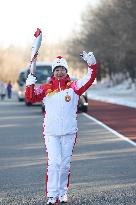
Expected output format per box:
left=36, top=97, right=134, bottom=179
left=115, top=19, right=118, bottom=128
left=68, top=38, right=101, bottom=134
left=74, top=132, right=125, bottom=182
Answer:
left=53, top=66, right=67, bottom=80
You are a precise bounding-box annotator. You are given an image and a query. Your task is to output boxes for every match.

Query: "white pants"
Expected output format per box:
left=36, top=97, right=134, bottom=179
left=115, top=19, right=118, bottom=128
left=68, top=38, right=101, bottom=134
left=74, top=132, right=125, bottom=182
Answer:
left=44, top=134, right=77, bottom=198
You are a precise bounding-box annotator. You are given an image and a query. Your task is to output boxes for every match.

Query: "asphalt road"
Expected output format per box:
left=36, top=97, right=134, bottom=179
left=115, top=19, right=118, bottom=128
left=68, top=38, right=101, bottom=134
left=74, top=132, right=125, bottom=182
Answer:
left=0, top=99, right=136, bottom=205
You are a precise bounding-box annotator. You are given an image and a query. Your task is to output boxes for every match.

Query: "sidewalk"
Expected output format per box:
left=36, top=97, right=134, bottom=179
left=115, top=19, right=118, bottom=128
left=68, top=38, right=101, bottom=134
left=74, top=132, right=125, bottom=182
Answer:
left=0, top=91, right=18, bottom=103
left=87, top=83, right=136, bottom=143
left=88, top=83, right=136, bottom=108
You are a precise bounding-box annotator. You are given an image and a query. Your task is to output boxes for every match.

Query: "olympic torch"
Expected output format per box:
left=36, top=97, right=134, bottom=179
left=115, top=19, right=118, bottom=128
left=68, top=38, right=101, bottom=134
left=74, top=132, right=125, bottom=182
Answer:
left=29, top=28, right=42, bottom=99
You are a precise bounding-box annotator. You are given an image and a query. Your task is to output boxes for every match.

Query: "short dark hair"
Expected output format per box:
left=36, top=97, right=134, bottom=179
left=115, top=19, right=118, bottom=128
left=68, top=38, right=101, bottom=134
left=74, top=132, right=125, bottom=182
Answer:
left=53, top=66, right=67, bottom=73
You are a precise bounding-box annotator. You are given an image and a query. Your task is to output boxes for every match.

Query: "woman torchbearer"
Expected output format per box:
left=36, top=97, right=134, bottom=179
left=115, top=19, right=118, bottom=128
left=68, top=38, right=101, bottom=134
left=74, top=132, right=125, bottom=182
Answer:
left=25, top=51, right=97, bottom=205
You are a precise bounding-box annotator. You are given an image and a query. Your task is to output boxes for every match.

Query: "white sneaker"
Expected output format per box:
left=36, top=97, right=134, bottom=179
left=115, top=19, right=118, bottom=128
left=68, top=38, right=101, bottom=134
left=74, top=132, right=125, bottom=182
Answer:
left=47, top=197, right=57, bottom=205
left=59, top=193, right=68, bottom=203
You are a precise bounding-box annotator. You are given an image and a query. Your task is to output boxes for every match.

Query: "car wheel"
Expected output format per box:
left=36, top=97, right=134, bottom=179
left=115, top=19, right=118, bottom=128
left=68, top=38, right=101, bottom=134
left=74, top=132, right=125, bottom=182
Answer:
left=41, top=106, right=45, bottom=112
left=83, top=106, right=88, bottom=113
left=25, top=101, right=32, bottom=106
left=18, top=98, right=24, bottom=102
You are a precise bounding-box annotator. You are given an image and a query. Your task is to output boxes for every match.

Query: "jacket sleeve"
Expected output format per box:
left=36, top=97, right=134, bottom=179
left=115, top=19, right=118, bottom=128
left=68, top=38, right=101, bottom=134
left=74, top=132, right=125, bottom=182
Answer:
left=25, top=84, right=46, bottom=103
left=71, top=64, right=97, bottom=95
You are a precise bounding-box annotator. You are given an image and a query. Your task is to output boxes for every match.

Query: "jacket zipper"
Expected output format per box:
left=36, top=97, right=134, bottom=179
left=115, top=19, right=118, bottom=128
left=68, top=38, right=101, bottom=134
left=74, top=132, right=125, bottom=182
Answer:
left=58, top=81, right=61, bottom=91
left=58, top=81, right=63, bottom=133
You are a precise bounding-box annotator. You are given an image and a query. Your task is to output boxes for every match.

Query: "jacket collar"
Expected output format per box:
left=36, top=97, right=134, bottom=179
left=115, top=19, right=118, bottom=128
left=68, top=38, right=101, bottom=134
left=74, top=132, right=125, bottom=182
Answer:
left=49, top=75, right=71, bottom=90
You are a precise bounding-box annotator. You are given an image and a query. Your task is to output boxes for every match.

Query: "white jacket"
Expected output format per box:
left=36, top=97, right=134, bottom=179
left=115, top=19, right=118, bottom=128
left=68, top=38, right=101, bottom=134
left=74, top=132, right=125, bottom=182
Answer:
left=25, top=64, right=97, bottom=136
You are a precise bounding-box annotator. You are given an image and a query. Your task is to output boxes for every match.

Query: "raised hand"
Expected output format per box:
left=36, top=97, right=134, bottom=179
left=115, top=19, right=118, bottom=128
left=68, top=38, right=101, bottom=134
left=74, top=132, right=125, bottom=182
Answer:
left=80, top=51, right=96, bottom=65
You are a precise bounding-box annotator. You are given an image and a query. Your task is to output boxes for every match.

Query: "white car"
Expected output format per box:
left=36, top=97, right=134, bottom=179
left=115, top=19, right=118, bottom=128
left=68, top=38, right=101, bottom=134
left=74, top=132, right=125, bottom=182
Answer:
left=17, top=62, right=52, bottom=105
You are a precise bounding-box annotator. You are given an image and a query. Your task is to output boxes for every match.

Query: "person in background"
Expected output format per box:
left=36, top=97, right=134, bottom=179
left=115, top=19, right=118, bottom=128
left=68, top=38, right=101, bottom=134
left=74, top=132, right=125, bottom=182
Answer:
left=7, top=81, right=12, bottom=99
left=0, top=81, right=6, bottom=100
left=25, top=51, right=97, bottom=205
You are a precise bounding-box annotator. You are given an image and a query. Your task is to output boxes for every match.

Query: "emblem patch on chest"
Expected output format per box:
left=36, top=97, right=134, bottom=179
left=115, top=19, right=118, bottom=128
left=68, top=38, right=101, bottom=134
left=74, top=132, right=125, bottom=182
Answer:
left=65, top=92, right=71, bottom=102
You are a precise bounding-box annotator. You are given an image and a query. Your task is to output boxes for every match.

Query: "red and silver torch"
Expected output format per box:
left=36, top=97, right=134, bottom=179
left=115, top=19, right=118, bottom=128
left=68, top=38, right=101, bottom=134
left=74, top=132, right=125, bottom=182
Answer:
left=29, top=28, right=42, bottom=98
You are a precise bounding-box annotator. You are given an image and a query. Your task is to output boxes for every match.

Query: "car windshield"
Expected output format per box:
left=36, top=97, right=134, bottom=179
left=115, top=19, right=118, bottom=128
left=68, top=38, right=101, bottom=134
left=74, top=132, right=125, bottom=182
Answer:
left=36, top=65, right=52, bottom=83
left=18, top=71, right=26, bottom=86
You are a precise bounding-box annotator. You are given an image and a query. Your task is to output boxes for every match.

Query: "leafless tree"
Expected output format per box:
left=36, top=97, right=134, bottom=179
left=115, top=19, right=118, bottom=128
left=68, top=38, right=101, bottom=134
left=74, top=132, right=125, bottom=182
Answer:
left=66, top=0, right=136, bottom=85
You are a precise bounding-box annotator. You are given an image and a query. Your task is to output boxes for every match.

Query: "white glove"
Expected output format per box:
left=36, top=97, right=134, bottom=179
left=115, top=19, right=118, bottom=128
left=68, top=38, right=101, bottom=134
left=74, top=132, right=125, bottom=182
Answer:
left=81, top=51, right=96, bottom=65
left=26, top=73, right=37, bottom=86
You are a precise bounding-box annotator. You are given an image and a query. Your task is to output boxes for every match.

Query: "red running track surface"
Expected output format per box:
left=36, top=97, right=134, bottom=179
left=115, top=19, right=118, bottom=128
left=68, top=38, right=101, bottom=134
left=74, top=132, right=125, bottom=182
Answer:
left=87, top=99, right=136, bottom=143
